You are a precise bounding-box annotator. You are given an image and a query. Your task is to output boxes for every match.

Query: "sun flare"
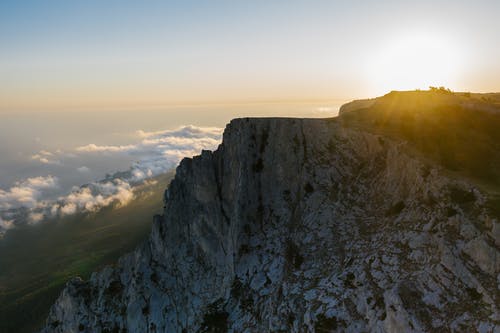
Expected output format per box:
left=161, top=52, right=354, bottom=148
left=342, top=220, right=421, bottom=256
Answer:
left=366, top=30, right=465, bottom=94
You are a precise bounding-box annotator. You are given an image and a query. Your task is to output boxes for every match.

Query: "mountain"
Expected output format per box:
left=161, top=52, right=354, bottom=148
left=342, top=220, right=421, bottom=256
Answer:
left=40, top=91, right=499, bottom=332
left=0, top=173, right=172, bottom=333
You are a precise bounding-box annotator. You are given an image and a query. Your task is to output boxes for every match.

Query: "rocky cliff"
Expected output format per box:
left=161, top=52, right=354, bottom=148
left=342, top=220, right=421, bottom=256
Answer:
left=41, top=111, right=499, bottom=332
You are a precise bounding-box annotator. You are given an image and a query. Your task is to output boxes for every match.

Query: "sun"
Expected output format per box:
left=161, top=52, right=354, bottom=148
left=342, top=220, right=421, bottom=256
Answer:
left=365, top=29, right=465, bottom=94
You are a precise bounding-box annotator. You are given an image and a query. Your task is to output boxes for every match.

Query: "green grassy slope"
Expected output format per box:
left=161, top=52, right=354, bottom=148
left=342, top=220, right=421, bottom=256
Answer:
left=338, top=89, right=500, bottom=217
left=0, top=172, right=173, bottom=333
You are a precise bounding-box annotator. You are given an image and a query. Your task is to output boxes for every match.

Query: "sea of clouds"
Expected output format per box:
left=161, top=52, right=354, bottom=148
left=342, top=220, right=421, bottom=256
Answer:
left=0, top=125, right=223, bottom=237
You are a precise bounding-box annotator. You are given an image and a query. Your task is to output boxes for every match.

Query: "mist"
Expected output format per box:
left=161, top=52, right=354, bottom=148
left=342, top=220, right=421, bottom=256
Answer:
left=0, top=119, right=223, bottom=236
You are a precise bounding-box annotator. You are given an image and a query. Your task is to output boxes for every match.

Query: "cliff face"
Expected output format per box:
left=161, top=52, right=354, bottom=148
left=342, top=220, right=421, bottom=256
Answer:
left=41, top=117, right=499, bottom=332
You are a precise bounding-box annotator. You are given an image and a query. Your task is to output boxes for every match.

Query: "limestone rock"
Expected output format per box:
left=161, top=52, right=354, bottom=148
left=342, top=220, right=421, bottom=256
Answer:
left=41, top=118, right=499, bottom=332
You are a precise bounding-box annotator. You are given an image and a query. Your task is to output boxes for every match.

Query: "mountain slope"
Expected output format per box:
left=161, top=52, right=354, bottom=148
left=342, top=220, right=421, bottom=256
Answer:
left=0, top=173, right=172, bottom=333
left=339, top=90, right=500, bottom=186
left=41, top=94, right=499, bottom=332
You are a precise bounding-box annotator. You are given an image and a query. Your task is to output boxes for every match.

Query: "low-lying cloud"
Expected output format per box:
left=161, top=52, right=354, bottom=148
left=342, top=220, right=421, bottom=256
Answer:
left=77, top=125, right=221, bottom=156
left=77, top=166, right=90, bottom=173
left=0, top=216, right=14, bottom=230
left=52, top=179, right=134, bottom=217
left=0, top=175, right=58, bottom=210
left=0, top=178, right=136, bottom=232
left=0, top=125, right=223, bottom=237
left=75, top=125, right=222, bottom=182
left=136, top=125, right=222, bottom=139
left=31, top=150, right=61, bottom=165
left=76, top=144, right=135, bottom=153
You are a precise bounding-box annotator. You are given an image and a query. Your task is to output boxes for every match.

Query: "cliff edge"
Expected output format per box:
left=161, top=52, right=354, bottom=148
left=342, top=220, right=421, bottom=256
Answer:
left=41, top=94, right=500, bottom=332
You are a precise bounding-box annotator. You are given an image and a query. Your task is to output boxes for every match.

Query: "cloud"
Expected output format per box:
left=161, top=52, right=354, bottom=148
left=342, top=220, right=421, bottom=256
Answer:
left=136, top=129, right=168, bottom=138
left=0, top=175, right=59, bottom=210
left=316, top=107, right=332, bottom=113
left=136, top=125, right=223, bottom=139
left=76, top=144, right=135, bottom=153
left=28, top=212, right=45, bottom=224
left=131, top=126, right=222, bottom=180
left=0, top=125, right=223, bottom=236
left=31, top=150, right=61, bottom=165
left=74, top=125, right=223, bottom=182
left=50, top=179, right=134, bottom=217
left=77, top=125, right=221, bottom=156
left=77, top=166, right=90, bottom=173
left=0, top=177, right=135, bottom=233
left=0, top=217, right=14, bottom=231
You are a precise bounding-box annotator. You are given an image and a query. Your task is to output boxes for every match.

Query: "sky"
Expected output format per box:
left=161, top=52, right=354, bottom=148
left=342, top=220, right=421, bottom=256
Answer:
left=0, top=122, right=224, bottom=234
left=1, top=0, right=500, bottom=111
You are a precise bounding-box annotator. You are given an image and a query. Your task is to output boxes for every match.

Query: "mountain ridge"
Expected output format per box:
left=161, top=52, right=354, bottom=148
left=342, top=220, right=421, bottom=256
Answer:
left=40, top=92, right=500, bottom=332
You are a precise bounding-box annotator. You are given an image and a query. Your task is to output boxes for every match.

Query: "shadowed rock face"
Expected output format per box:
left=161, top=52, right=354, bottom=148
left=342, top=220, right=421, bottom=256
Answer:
left=41, top=116, right=499, bottom=333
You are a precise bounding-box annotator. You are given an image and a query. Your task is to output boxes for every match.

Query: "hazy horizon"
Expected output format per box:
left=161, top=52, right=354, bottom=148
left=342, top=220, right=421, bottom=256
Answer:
left=1, top=0, right=500, bottom=112
left=1, top=2, right=500, bottom=331
left=0, top=101, right=343, bottom=235
left=1, top=0, right=499, bottom=237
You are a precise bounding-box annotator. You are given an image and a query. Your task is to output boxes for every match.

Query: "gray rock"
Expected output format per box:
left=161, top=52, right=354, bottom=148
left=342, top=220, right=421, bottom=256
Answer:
left=41, top=118, right=499, bottom=333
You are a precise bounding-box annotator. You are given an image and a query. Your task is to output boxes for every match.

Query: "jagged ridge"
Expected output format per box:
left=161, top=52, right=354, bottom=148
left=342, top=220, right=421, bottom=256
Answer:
left=41, top=116, right=499, bottom=332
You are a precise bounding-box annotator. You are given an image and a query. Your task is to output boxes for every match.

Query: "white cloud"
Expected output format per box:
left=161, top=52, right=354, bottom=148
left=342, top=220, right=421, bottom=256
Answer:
left=76, top=143, right=135, bottom=153
left=59, top=202, right=77, bottom=216
left=31, top=150, right=61, bottom=165
left=0, top=125, right=223, bottom=235
left=136, top=129, right=167, bottom=138
left=77, top=166, right=90, bottom=173
left=0, top=177, right=135, bottom=230
left=0, top=176, right=58, bottom=210
left=0, top=217, right=14, bottom=230
left=28, top=212, right=45, bottom=224
left=316, top=107, right=332, bottom=113
left=74, top=125, right=223, bottom=182
left=131, top=126, right=222, bottom=180
left=51, top=179, right=134, bottom=217
left=136, top=125, right=223, bottom=139
left=76, top=125, right=222, bottom=157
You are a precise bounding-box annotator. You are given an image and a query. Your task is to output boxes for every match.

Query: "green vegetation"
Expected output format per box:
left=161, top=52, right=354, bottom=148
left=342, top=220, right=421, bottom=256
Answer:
left=340, top=90, right=500, bottom=187
left=0, top=172, right=173, bottom=333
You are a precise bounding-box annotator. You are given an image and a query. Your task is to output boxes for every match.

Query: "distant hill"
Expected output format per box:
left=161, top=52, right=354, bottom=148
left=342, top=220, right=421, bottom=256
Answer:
left=339, top=89, right=500, bottom=185
left=0, top=172, right=173, bottom=333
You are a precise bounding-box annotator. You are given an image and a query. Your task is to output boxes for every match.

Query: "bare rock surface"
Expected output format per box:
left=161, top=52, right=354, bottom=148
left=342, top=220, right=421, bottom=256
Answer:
left=41, top=117, right=499, bottom=332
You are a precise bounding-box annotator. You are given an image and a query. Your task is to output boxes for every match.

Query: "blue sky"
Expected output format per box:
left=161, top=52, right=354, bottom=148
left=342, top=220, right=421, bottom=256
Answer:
left=1, top=0, right=499, bottom=110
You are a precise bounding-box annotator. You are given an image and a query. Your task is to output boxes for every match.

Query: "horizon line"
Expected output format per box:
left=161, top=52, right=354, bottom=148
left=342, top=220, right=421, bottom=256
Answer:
left=0, top=97, right=356, bottom=113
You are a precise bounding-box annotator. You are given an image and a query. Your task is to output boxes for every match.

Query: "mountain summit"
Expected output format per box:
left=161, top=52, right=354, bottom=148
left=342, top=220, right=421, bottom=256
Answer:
left=41, top=91, right=500, bottom=332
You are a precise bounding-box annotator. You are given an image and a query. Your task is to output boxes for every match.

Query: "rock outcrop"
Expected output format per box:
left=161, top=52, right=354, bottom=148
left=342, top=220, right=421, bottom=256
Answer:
left=41, top=116, right=499, bottom=332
